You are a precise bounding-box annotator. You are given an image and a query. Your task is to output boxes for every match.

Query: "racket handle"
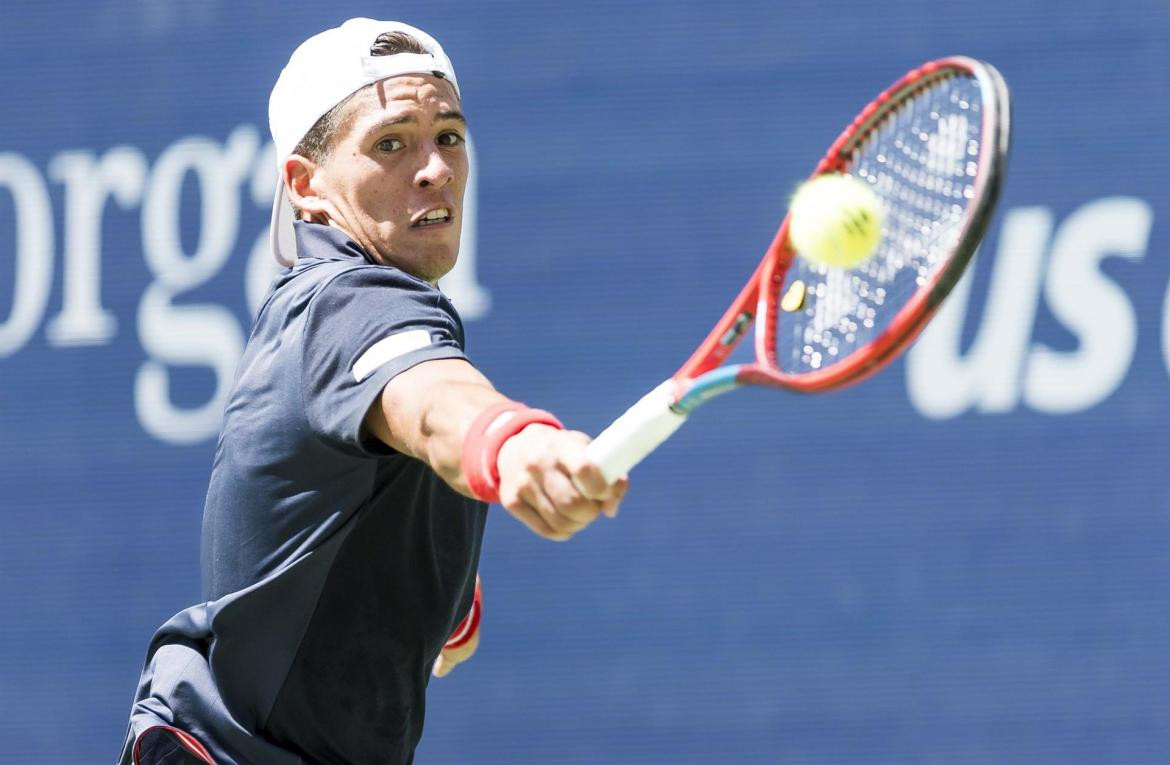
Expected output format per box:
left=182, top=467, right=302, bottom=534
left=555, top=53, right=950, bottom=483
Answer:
left=584, top=380, right=688, bottom=484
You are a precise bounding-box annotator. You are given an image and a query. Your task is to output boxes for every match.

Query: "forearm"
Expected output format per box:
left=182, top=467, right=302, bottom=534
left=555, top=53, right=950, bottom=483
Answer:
left=364, top=359, right=509, bottom=495
left=414, top=381, right=509, bottom=491
left=365, top=358, right=627, bottom=538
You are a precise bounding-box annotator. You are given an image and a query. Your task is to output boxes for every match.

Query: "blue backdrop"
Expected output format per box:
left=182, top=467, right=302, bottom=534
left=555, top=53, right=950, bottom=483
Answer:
left=2, top=2, right=1168, bottom=762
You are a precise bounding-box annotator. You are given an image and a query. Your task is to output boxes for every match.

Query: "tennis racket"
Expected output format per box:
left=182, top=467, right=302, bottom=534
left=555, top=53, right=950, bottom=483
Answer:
left=584, top=56, right=1011, bottom=482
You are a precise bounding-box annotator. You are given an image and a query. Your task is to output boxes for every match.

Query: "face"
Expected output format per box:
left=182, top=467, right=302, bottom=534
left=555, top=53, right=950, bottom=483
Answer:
left=292, top=75, right=468, bottom=282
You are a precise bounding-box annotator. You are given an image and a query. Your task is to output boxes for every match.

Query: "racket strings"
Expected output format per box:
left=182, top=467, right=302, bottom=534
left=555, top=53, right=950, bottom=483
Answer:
left=775, top=73, right=986, bottom=375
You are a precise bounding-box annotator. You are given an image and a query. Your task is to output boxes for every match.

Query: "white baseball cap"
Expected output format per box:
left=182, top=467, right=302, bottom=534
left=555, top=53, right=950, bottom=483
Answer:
left=268, top=19, right=461, bottom=267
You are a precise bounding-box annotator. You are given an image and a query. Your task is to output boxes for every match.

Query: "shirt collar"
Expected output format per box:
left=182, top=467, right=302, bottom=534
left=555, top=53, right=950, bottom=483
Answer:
left=293, top=221, right=377, bottom=265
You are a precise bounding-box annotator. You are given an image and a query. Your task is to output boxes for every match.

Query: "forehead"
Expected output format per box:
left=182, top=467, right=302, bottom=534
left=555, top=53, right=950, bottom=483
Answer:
left=344, top=74, right=461, bottom=132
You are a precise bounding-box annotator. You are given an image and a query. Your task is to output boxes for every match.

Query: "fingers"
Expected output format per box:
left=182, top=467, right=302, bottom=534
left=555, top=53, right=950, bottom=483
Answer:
left=507, top=479, right=590, bottom=541
left=499, top=484, right=600, bottom=541
left=433, top=628, right=480, bottom=678
left=507, top=466, right=611, bottom=540
left=504, top=493, right=570, bottom=541
left=564, top=456, right=612, bottom=501
left=557, top=432, right=627, bottom=504
left=540, top=468, right=603, bottom=526
left=497, top=428, right=629, bottom=541
left=598, top=478, right=629, bottom=518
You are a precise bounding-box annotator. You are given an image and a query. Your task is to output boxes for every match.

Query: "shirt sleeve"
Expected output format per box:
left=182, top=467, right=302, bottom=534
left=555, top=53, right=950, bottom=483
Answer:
left=300, top=265, right=469, bottom=456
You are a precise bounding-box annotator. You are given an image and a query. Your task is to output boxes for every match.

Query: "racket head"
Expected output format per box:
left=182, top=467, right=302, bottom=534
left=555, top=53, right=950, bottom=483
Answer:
left=584, top=58, right=1010, bottom=481
left=691, top=57, right=1011, bottom=398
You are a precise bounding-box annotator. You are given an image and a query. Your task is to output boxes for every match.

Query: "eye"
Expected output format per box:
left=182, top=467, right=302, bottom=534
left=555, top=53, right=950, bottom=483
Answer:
left=376, top=137, right=404, bottom=153
left=437, top=131, right=465, bottom=147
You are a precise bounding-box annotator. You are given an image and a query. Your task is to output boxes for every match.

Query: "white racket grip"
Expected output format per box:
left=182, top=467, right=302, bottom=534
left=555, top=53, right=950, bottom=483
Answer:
left=585, top=381, right=688, bottom=484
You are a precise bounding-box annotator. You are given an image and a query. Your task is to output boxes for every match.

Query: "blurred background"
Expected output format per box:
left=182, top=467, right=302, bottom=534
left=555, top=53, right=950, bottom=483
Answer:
left=1, top=1, right=1168, bottom=762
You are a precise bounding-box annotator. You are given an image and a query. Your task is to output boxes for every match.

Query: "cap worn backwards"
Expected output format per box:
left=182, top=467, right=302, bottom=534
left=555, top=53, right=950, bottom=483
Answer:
left=267, top=19, right=460, bottom=267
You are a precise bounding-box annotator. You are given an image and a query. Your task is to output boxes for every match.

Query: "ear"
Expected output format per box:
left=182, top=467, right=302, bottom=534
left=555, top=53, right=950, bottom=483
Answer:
left=284, top=155, right=337, bottom=224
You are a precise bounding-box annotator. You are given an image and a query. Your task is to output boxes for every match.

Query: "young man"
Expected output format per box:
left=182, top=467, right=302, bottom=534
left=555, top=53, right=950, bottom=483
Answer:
left=120, top=19, right=627, bottom=765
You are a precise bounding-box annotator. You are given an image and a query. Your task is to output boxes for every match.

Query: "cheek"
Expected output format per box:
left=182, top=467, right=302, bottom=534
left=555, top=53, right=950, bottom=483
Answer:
left=352, top=174, right=408, bottom=221
left=454, top=157, right=471, bottom=192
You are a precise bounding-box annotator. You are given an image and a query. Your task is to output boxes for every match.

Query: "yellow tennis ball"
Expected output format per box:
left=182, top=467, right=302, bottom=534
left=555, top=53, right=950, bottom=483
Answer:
left=788, top=173, right=884, bottom=269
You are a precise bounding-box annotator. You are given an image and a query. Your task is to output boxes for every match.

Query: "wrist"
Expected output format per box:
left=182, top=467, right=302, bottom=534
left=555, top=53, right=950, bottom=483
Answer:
left=496, top=422, right=558, bottom=472
left=444, top=576, right=482, bottom=649
left=461, top=403, right=564, bottom=503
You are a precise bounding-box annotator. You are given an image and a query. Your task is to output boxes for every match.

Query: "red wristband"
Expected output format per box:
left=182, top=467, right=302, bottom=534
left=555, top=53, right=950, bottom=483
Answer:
left=444, top=577, right=483, bottom=650
left=461, top=402, right=564, bottom=503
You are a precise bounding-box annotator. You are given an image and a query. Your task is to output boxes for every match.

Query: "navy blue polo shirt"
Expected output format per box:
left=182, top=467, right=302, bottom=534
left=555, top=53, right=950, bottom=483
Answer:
left=120, top=222, right=487, bottom=765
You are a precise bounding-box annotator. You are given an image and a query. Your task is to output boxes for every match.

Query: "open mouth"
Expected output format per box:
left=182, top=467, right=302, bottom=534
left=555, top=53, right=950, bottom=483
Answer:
left=413, top=208, right=452, bottom=228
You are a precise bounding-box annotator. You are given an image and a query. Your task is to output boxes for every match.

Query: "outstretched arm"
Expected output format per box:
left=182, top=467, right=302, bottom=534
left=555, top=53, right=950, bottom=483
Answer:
left=363, top=358, right=627, bottom=540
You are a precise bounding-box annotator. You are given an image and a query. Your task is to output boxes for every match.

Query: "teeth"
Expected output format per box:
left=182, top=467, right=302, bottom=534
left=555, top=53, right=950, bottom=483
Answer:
left=417, top=208, right=450, bottom=226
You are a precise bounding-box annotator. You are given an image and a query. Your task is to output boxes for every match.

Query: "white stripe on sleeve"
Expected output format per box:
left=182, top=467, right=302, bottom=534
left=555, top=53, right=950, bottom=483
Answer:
left=352, top=329, right=434, bottom=382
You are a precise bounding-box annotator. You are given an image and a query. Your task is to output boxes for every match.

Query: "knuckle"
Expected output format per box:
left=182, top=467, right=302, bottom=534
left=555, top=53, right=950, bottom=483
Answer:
left=558, top=492, right=593, bottom=520
left=565, top=510, right=594, bottom=531
left=553, top=513, right=580, bottom=534
left=532, top=520, right=559, bottom=539
left=540, top=506, right=565, bottom=527
left=565, top=512, right=591, bottom=531
left=546, top=484, right=577, bottom=511
left=565, top=430, right=592, bottom=447
left=575, top=477, right=607, bottom=501
left=560, top=453, right=588, bottom=475
left=571, top=500, right=602, bottom=522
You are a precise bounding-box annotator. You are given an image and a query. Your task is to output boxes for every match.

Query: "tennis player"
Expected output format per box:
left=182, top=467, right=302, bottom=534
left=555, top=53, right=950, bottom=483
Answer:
left=119, top=19, right=627, bottom=765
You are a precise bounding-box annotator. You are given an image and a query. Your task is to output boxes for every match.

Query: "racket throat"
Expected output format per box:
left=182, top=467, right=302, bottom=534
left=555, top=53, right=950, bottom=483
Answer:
left=720, top=312, right=753, bottom=347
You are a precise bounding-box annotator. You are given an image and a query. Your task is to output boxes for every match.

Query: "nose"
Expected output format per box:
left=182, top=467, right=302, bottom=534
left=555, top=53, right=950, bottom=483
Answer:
left=416, top=143, right=453, bottom=189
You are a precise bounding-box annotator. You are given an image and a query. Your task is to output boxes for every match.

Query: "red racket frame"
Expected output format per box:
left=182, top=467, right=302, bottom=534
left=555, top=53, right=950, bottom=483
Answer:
left=672, top=56, right=1011, bottom=397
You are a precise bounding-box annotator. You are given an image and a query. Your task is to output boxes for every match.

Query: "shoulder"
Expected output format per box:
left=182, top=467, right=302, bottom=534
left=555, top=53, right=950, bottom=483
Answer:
left=310, top=264, right=461, bottom=325
left=315, top=262, right=447, bottom=297
left=267, top=261, right=455, bottom=317
left=289, top=263, right=466, bottom=353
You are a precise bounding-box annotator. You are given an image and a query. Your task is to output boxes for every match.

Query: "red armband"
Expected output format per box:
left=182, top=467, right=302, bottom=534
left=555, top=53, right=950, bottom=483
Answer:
left=444, top=577, right=483, bottom=650
left=461, top=402, right=564, bottom=503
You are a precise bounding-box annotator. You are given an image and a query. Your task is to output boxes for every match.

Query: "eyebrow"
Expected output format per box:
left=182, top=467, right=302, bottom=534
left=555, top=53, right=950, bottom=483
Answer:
left=437, top=110, right=468, bottom=125
left=364, top=110, right=468, bottom=133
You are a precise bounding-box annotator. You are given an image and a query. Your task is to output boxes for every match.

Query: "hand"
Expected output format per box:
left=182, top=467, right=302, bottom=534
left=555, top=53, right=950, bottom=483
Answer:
left=432, top=624, right=479, bottom=678
left=495, top=425, right=629, bottom=541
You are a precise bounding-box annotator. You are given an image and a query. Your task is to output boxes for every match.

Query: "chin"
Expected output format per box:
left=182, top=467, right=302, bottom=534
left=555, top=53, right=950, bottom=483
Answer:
left=412, top=248, right=459, bottom=284
left=430, top=238, right=461, bottom=277
left=430, top=256, right=460, bottom=283
left=376, top=234, right=459, bottom=282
